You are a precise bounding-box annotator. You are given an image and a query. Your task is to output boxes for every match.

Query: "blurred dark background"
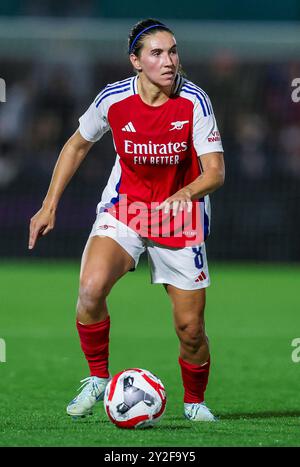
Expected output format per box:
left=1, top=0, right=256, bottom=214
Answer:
left=0, top=1, right=300, bottom=261
left=1, top=0, right=300, bottom=20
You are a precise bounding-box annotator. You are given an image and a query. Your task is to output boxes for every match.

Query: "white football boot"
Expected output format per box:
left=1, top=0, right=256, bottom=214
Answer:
left=184, top=402, right=216, bottom=422
left=67, top=376, right=111, bottom=418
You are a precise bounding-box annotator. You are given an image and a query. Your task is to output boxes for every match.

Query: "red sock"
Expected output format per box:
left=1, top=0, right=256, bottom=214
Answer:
left=76, top=316, right=110, bottom=378
left=179, top=356, right=210, bottom=403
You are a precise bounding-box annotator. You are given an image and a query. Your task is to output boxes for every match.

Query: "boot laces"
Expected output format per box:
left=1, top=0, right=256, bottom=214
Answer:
left=76, top=377, right=99, bottom=400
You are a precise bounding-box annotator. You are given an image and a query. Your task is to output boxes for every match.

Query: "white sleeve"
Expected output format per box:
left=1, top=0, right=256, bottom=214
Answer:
left=193, top=95, right=223, bottom=156
left=78, top=96, right=110, bottom=143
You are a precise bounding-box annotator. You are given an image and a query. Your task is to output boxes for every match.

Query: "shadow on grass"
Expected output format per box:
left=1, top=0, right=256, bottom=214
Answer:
left=72, top=417, right=191, bottom=430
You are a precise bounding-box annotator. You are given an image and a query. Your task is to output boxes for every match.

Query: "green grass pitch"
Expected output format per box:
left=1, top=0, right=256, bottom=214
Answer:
left=0, top=260, right=299, bottom=447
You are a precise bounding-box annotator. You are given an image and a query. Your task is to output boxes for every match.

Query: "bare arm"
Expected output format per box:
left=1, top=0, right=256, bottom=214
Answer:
left=185, top=151, right=225, bottom=199
left=156, top=152, right=225, bottom=216
left=28, top=130, right=94, bottom=249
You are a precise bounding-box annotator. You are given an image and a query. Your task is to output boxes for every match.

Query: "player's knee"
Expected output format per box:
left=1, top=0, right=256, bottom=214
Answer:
left=78, top=274, right=111, bottom=310
left=177, top=322, right=206, bottom=353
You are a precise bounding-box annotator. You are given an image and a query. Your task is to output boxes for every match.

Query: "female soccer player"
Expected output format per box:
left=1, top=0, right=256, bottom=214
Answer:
left=29, top=18, right=225, bottom=421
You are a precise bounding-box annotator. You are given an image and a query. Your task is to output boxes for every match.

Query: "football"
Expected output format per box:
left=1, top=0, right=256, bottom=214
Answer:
left=104, top=368, right=167, bottom=428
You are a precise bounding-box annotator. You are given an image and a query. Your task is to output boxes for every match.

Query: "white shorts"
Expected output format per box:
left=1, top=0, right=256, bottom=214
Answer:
left=90, top=212, right=210, bottom=291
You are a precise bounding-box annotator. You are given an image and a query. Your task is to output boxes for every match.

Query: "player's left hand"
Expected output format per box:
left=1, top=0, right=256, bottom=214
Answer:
left=156, top=188, right=193, bottom=216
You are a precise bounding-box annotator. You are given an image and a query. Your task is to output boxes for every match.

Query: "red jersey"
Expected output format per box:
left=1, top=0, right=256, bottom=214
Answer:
left=79, top=74, right=223, bottom=247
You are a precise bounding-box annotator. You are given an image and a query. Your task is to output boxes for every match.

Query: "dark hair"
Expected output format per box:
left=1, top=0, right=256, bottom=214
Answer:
left=128, top=18, right=174, bottom=56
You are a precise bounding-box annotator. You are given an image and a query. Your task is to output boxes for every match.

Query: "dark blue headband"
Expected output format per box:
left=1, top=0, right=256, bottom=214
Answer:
left=129, top=24, right=169, bottom=54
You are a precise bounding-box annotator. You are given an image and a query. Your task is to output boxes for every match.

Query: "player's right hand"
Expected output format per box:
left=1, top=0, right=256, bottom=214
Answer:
left=28, top=206, right=56, bottom=250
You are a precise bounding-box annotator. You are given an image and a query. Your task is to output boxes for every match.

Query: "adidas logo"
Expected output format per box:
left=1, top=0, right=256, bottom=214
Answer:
left=195, top=271, right=207, bottom=283
left=122, top=121, right=136, bottom=132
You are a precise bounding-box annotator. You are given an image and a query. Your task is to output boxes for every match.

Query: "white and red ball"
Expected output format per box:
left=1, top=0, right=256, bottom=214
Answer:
left=104, top=368, right=166, bottom=429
